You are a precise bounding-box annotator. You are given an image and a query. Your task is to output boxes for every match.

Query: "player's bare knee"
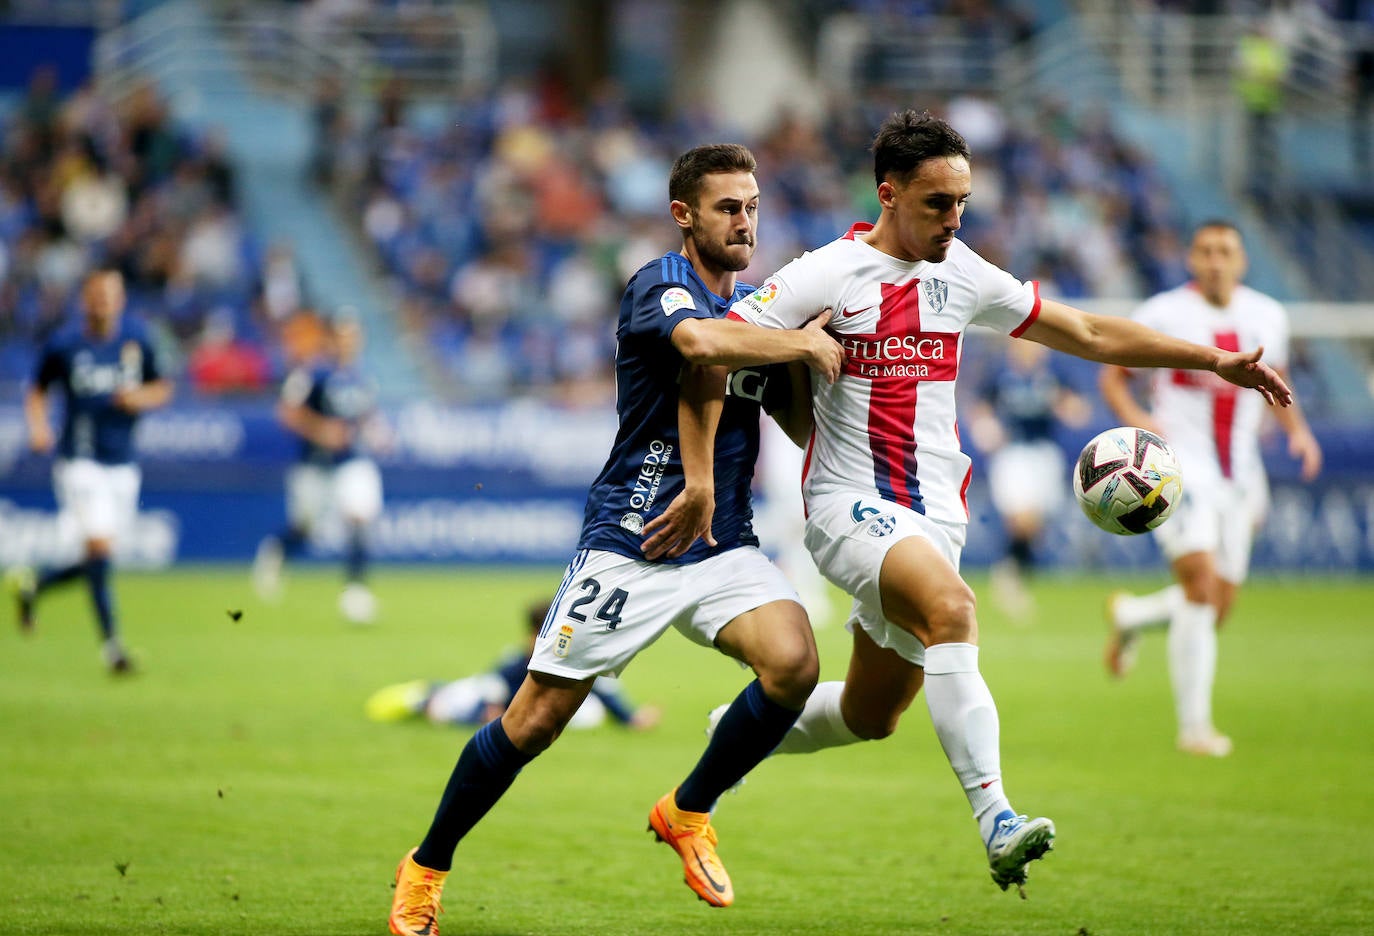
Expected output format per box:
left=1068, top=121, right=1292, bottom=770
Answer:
left=845, top=707, right=901, bottom=741
left=757, top=644, right=819, bottom=709
left=922, top=587, right=978, bottom=645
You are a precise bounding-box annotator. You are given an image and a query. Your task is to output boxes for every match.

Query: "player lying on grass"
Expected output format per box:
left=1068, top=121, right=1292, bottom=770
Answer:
left=365, top=598, right=661, bottom=731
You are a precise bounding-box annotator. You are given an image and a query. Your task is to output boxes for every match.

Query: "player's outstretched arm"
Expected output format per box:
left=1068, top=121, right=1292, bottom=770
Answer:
left=640, top=364, right=724, bottom=561
left=672, top=311, right=843, bottom=382
left=1268, top=368, right=1323, bottom=481
left=1023, top=299, right=1293, bottom=406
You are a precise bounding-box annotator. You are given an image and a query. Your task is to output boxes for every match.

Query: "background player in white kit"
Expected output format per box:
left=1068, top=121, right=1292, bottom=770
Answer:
left=710, top=111, right=1294, bottom=895
left=253, top=313, right=387, bottom=623
left=1099, top=220, right=1322, bottom=756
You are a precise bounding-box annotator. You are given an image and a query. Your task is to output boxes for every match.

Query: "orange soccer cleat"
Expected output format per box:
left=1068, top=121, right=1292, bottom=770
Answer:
left=647, top=788, right=734, bottom=907
left=389, top=847, right=447, bottom=936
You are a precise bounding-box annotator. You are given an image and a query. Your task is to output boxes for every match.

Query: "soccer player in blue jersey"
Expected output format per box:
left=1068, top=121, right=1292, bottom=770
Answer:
left=252, top=313, right=387, bottom=623
left=10, top=265, right=172, bottom=673
left=388, top=144, right=845, bottom=934
left=968, top=339, right=1090, bottom=617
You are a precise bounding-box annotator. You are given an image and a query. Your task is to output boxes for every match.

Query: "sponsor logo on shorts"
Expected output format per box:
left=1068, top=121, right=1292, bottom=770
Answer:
left=851, top=501, right=896, bottom=537
left=660, top=287, right=696, bottom=316
left=554, top=623, right=575, bottom=658
left=619, top=512, right=644, bottom=534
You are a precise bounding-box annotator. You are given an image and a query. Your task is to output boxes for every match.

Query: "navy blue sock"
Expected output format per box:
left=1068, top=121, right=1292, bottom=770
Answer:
left=280, top=527, right=308, bottom=559
left=84, top=556, right=116, bottom=641
left=675, top=679, right=801, bottom=813
left=413, top=719, right=534, bottom=871
left=345, top=526, right=367, bottom=583
left=36, top=562, right=85, bottom=595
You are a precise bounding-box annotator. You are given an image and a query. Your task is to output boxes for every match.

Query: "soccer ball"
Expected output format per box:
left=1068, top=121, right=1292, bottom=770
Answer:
left=1072, top=427, right=1183, bottom=536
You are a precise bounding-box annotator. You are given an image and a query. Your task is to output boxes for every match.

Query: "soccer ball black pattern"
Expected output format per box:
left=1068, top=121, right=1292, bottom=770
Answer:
left=1072, top=426, right=1183, bottom=536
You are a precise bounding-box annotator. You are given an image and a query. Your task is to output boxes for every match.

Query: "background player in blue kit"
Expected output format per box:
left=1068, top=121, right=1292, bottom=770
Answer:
left=387, top=144, right=844, bottom=935
left=253, top=313, right=387, bottom=623
left=968, top=339, right=1090, bottom=617
left=9, top=265, right=173, bottom=673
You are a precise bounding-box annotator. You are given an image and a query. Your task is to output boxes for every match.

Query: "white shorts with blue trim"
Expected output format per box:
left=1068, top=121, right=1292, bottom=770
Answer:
left=803, top=489, right=967, bottom=667
left=528, top=546, right=800, bottom=680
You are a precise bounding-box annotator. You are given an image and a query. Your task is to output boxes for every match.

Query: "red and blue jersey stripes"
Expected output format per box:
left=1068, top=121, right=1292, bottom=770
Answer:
left=863, top=280, right=924, bottom=512
left=1211, top=330, right=1240, bottom=478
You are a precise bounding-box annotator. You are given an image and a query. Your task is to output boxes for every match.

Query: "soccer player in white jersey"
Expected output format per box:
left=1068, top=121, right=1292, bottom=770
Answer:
left=1099, top=220, right=1322, bottom=757
left=387, top=145, right=844, bottom=935
left=704, top=111, right=1293, bottom=894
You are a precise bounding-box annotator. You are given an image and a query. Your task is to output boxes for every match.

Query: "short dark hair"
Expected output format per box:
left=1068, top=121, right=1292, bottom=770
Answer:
left=1193, top=219, right=1243, bottom=242
left=526, top=598, right=553, bottom=635
left=872, top=110, right=971, bottom=188
left=668, top=144, right=757, bottom=208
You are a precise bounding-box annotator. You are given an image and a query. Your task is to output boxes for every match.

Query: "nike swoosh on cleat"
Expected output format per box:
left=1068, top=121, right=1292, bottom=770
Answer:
left=694, top=853, right=728, bottom=893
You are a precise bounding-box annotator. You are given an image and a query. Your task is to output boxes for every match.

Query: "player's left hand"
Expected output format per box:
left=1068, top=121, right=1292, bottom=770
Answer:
left=1214, top=347, right=1292, bottom=407
left=640, top=485, right=716, bottom=560
left=1289, top=429, right=1323, bottom=481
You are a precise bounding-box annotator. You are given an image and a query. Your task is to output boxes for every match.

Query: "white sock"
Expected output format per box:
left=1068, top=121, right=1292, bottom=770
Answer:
left=1115, top=584, right=1184, bottom=634
left=1167, top=600, right=1219, bottom=735
left=772, top=681, right=861, bottom=754
left=923, top=643, right=1013, bottom=843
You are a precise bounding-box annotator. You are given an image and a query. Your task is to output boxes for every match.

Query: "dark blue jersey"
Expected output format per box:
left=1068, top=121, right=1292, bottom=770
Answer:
left=982, top=359, right=1070, bottom=444
left=576, top=252, right=786, bottom=564
left=281, top=361, right=378, bottom=466
left=33, top=316, right=162, bottom=465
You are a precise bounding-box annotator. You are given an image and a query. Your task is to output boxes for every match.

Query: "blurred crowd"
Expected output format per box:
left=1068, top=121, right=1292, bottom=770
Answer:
left=322, top=75, right=1188, bottom=404
left=0, top=66, right=332, bottom=399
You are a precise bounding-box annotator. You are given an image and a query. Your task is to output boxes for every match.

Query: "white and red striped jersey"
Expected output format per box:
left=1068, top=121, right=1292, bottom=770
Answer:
left=729, top=223, right=1040, bottom=525
left=1132, top=282, right=1289, bottom=490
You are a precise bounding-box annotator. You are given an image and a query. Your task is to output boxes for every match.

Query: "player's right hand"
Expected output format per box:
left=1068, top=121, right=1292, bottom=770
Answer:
left=317, top=419, right=353, bottom=451
left=640, top=485, right=716, bottom=561
left=802, top=309, right=844, bottom=384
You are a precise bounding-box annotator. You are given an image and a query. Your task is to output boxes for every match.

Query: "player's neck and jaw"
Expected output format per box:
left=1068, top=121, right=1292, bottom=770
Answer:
left=863, top=156, right=969, bottom=264
left=1188, top=231, right=1246, bottom=309
left=673, top=171, right=759, bottom=297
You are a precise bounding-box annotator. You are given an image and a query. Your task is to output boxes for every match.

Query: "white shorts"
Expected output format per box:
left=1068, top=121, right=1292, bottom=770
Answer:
left=987, top=441, right=1067, bottom=517
left=1151, top=477, right=1261, bottom=584
left=803, top=490, right=967, bottom=668
left=53, top=458, right=140, bottom=543
left=287, top=458, right=383, bottom=528
left=529, top=546, right=800, bottom=680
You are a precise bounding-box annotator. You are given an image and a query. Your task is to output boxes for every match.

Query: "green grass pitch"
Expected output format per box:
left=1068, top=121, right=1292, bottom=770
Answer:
left=1, top=566, right=1371, bottom=935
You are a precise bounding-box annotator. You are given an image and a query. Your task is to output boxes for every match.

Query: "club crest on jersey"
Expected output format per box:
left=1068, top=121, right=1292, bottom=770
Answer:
left=660, top=287, right=696, bottom=316
left=921, top=278, right=948, bottom=315
left=619, top=512, right=644, bottom=534
left=554, top=624, right=575, bottom=658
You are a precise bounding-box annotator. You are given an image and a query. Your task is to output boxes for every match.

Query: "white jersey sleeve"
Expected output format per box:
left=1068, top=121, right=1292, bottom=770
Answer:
left=731, top=250, right=837, bottom=330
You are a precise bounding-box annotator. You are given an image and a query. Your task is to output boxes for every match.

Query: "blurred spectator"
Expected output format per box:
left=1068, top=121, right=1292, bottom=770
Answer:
left=1234, top=19, right=1288, bottom=197
left=187, top=309, right=272, bottom=395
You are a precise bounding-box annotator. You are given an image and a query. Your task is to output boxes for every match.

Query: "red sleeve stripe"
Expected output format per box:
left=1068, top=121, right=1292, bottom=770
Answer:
left=1009, top=281, right=1042, bottom=338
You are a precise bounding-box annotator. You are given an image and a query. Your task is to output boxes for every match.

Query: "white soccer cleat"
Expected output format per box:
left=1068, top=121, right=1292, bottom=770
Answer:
left=1103, top=591, right=1139, bottom=679
left=339, top=583, right=377, bottom=624
left=704, top=703, right=729, bottom=740
left=1178, top=728, right=1233, bottom=757
left=986, top=813, right=1055, bottom=896
left=252, top=537, right=284, bottom=602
